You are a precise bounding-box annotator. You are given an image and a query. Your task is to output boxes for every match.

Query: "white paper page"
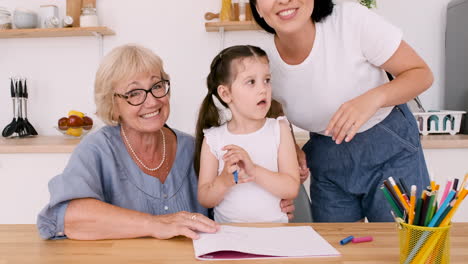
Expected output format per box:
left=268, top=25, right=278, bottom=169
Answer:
left=193, top=225, right=340, bottom=260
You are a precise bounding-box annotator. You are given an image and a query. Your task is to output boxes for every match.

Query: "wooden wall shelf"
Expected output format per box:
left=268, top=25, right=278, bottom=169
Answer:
left=0, top=136, right=80, bottom=153
left=205, top=21, right=260, bottom=32
left=0, top=27, right=115, bottom=39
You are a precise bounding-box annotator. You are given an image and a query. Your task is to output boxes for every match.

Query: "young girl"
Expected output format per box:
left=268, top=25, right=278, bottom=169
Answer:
left=194, top=45, right=300, bottom=223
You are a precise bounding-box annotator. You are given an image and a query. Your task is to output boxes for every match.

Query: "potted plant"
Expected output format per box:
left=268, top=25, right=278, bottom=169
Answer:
left=359, top=0, right=377, bottom=9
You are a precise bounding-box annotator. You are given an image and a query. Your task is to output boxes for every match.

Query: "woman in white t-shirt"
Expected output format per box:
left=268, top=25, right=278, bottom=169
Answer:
left=250, top=0, right=432, bottom=222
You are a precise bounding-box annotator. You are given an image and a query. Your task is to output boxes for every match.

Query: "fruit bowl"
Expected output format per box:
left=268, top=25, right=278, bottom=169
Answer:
left=55, top=126, right=93, bottom=139
left=56, top=110, right=94, bottom=138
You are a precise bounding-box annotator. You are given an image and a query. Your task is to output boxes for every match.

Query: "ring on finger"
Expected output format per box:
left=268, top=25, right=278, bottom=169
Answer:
left=191, top=214, right=197, bottom=221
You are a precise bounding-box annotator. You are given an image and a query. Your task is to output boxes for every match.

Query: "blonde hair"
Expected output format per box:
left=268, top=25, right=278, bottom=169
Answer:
left=94, top=44, right=170, bottom=125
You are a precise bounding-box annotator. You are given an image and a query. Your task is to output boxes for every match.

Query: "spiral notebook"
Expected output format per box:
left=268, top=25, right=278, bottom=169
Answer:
left=192, top=225, right=340, bottom=260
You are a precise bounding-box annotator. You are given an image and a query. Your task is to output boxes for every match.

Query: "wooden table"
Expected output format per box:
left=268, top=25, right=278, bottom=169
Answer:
left=1, top=223, right=467, bottom=263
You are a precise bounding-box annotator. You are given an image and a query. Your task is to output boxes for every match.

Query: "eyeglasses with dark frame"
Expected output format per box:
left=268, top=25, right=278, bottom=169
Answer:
left=114, top=79, right=170, bottom=106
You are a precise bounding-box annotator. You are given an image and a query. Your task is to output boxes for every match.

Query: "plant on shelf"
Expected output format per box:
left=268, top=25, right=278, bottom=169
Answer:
left=359, top=0, right=377, bottom=9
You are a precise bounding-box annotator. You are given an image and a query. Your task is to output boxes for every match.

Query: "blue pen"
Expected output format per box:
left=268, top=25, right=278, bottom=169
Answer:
left=233, top=170, right=238, bottom=184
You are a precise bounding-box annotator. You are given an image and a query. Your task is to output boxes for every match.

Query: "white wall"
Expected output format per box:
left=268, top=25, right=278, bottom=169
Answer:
left=0, top=0, right=453, bottom=136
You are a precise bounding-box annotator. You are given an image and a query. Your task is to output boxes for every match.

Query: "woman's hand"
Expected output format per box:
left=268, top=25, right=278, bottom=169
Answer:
left=280, top=199, right=296, bottom=221
left=325, top=90, right=383, bottom=144
left=150, top=211, right=219, bottom=240
left=295, top=144, right=310, bottom=184
left=222, top=145, right=256, bottom=183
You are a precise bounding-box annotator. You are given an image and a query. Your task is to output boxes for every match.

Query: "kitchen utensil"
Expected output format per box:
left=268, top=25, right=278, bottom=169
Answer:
left=1, top=79, right=18, bottom=137
left=22, top=79, right=38, bottom=136
left=15, top=79, right=29, bottom=137
left=204, top=12, right=219, bottom=20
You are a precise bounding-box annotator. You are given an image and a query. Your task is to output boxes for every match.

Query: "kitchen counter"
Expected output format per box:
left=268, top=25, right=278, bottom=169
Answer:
left=0, top=136, right=80, bottom=153
left=1, top=134, right=468, bottom=153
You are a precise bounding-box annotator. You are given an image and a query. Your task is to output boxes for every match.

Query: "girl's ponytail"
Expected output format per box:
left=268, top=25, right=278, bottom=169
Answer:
left=194, top=93, right=222, bottom=175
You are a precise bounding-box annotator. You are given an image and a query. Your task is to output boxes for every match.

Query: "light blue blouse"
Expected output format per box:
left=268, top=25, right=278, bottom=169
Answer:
left=37, top=125, right=207, bottom=239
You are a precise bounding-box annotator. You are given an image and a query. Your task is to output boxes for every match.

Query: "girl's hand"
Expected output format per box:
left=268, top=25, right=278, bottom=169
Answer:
left=325, top=90, right=383, bottom=144
left=222, top=145, right=256, bottom=182
left=219, top=156, right=245, bottom=185
left=151, top=211, right=219, bottom=240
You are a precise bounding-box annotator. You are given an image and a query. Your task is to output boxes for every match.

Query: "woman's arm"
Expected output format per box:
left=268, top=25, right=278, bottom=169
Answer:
left=197, top=138, right=238, bottom=208
left=326, top=40, right=433, bottom=144
left=64, top=198, right=218, bottom=240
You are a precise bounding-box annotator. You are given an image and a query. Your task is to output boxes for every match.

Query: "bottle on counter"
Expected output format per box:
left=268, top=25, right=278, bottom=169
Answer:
left=62, top=16, right=74, bottom=27
left=231, top=0, right=239, bottom=21
left=239, top=0, right=246, bottom=21
left=80, top=4, right=98, bottom=27
left=220, top=0, right=232, bottom=22
left=245, top=0, right=253, bottom=21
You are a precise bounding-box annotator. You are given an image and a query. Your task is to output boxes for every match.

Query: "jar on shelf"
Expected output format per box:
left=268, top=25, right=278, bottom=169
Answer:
left=80, top=4, right=99, bottom=27
left=231, top=0, right=239, bottom=21
left=220, top=0, right=232, bottom=22
left=239, top=0, right=246, bottom=21
left=245, top=0, right=253, bottom=21
left=62, top=16, right=74, bottom=28
left=0, top=7, right=12, bottom=29
left=40, top=5, right=59, bottom=28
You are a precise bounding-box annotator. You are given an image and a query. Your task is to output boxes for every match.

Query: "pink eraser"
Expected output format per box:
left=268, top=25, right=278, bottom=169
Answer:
left=351, top=236, right=373, bottom=243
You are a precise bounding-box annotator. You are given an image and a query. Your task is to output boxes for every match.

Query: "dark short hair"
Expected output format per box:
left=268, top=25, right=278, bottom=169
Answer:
left=250, top=0, right=334, bottom=34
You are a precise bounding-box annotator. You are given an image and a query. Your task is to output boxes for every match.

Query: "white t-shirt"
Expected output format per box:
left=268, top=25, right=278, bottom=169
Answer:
left=265, top=3, right=403, bottom=134
left=203, top=117, right=289, bottom=223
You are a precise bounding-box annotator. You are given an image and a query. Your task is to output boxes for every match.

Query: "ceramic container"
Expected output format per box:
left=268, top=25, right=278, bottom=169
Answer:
left=13, top=8, right=38, bottom=29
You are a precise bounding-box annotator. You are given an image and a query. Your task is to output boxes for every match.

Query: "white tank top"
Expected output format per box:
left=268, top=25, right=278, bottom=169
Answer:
left=203, top=117, right=288, bottom=223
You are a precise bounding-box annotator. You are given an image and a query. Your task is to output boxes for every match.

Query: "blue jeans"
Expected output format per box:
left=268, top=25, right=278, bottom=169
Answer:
left=303, top=104, right=429, bottom=222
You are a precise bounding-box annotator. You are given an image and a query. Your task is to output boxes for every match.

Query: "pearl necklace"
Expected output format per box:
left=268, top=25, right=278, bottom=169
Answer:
left=121, top=126, right=166, bottom=171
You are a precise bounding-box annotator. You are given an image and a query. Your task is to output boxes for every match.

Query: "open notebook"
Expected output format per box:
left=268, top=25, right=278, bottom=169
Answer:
left=192, top=225, right=340, bottom=260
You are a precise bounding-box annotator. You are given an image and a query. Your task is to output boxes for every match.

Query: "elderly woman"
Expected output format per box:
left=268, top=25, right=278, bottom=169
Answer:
left=37, top=44, right=294, bottom=240
left=37, top=45, right=220, bottom=240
